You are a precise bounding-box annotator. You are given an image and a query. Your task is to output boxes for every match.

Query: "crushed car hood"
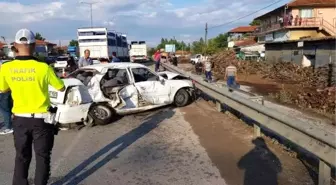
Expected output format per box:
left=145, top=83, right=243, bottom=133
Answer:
left=157, top=71, right=189, bottom=80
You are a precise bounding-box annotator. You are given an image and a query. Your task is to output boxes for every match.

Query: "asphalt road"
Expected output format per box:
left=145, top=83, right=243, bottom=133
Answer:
left=0, top=62, right=316, bottom=185
left=0, top=107, right=227, bottom=185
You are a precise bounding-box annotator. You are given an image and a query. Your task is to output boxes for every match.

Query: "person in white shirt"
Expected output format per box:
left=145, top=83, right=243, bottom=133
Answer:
left=225, top=62, right=238, bottom=88
left=202, top=56, right=212, bottom=83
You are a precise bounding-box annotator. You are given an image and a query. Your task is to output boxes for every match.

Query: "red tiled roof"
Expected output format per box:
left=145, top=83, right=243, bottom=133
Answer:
left=36, top=40, right=56, bottom=46
left=235, top=39, right=257, bottom=47
left=228, top=26, right=258, bottom=33
left=288, top=0, right=335, bottom=7
left=0, top=42, right=4, bottom=49
left=254, top=0, right=335, bottom=20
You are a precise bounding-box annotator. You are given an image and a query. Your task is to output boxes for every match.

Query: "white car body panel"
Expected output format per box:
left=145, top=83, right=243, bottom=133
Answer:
left=49, top=63, right=193, bottom=124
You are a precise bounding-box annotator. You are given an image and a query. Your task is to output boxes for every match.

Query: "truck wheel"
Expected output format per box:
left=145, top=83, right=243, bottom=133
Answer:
left=88, top=103, right=114, bottom=125
left=174, top=88, right=190, bottom=107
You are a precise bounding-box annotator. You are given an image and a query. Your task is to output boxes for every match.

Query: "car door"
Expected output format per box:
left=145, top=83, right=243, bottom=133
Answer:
left=130, top=67, right=171, bottom=105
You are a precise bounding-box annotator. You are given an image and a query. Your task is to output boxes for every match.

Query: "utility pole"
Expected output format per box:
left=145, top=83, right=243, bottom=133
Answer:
left=203, top=22, right=208, bottom=55
left=80, top=1, right=97, bottom=27
left=205, top=22, right=208, bottom=46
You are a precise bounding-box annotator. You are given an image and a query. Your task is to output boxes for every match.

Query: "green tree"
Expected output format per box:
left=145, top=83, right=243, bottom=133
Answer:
left=69, top=39, right=79, bottom=47
left=191, top=37, right=205, bottom=54
left=249, top=19, right=261, bottom=26
left=212, top=33, right=228, bottom=48
left=148, top=47, right=156, bottom=57
left=35, top=32, right=45, bottom=41
left=155, top=37, right=191, bottom=52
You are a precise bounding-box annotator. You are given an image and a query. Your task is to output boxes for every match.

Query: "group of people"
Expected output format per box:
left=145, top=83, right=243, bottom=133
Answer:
left=197, top=55, right=239, bottom=89
left=65, top=49, right=122, bottom=73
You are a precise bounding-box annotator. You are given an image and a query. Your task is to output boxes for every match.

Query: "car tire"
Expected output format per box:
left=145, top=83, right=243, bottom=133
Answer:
left=174, top=88, right=190, bottom=107
left=89, top=103, right=114, bottom=125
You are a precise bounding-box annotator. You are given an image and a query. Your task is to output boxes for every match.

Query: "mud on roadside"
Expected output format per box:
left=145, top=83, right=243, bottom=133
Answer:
left=180, top=99, right=332, bottom=185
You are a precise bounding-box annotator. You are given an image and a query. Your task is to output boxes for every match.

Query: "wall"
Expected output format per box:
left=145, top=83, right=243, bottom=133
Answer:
left=289, top=30, right=327, bottom=40
left=264, top=30, right=290, bottom=42
left=314, top=7, right=336, bottom=27
left=265, top=39, right=335, bottom=68
left=228, top=33, right=245, bottom=41
left=291, top=7, right=336, bottom=27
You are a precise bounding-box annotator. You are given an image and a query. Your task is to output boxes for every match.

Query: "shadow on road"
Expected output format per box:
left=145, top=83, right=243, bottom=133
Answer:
left=51, top=108, right=175, bottom=185
left=238, top=137, right=282, bottom=185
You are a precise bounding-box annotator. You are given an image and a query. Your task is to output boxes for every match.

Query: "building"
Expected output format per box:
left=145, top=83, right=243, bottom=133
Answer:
left=227, top=26, right=258, bottom=47
left=265, top=36, right=335, bottom=68
left=254, top=0, right=336, bottom=43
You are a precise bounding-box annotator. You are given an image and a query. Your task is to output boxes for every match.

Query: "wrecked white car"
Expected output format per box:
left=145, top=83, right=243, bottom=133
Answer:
left=49, top=63, right=195, bottom=126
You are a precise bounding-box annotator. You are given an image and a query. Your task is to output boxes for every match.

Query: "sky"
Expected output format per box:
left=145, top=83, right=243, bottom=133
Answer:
left=0, top=0, right=291, bottom=46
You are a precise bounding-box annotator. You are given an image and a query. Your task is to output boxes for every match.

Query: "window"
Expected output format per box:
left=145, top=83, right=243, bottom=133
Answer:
left=116, top=36, right=122, bottom=47
left=131, top=68, right=158, bottom=82
left=299, top=8, right=313, bottom=18
left=78, top=39, right=107, bottom=43
left=78, top=31, right=106, bottom=36
left=108, top=38, right=116, bottom=46
left=107, top=32, right=116, bottom=37
left=103, top=68, right=129, bottom=84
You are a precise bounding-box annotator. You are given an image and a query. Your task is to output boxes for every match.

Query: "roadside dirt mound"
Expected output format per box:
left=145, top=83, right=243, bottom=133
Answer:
left=211, top=50, right=268, bottom=77
left=210, top=50, right=335, bottom=114
left=178, top=56, right=190, bottom=64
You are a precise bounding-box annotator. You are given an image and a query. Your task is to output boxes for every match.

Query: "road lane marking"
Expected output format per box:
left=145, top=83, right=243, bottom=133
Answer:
left=52, top=127, right=89, bottom=172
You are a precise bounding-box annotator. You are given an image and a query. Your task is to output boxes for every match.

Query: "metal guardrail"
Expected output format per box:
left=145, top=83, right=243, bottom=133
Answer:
left=162, top=63, right=336, bottom=185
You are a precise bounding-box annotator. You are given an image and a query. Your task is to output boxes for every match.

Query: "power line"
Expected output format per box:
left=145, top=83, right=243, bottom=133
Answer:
left=208, top=0, right=285, bottom=29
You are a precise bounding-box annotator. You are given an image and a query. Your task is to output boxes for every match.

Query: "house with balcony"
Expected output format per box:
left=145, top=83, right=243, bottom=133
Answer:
left=253, top=0, right=336, bottom=68
left=254, top=0, right=336, bottom=43
left=227, top=26, right=257, bottom=47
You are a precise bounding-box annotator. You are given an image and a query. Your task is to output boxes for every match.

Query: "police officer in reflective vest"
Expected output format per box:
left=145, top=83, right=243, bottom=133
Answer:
left=0, top=29, right=65, bottom=185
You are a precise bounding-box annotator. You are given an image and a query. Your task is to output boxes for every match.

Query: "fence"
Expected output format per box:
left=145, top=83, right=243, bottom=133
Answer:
left=161, top=62, right=336, bottom=185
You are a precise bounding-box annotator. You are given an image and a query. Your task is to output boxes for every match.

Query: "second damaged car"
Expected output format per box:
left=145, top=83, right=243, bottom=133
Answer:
left=49, top=63, right=194, bottom=126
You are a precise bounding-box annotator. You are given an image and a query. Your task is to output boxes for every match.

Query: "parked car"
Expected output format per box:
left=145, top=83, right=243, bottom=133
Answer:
left=49, top=63, right=195, bottom=126
left=54, top=56, right=69, bottom=70
left=190, top=54, right=202, bottom=65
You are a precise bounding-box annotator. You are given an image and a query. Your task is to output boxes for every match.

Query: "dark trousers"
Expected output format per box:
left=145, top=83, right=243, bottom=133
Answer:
left=12, top=117, right=55, bottom=185
left=205, top=71, right=212, bottom=82
left=227, top=76, right=236, bottom=88
left=155, top=61, right=160, bottom=72
left=0, top=92, right=13, bottom=129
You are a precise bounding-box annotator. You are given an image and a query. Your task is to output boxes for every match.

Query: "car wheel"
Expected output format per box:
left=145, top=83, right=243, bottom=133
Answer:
left=174, top=88, right=190, bottom=107
left=89, top=103, right=114, bottom=125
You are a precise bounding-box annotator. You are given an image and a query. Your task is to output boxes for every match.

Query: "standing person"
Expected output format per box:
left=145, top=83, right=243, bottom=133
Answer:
left=111, top=53, right=120, bottom=62
left=203, top=56, right=212, bottom=82
left=0, top=86, right=13, bottom=135
left=0, top=49, right=15, bottom=135
left=225, top=62, right=238, bottom=89
left=78, top=49, right=93, bottom=67
left=172, top=53, right=178, bottom=66
left=153, top=49, right=160, bottom=60
left=66, top=53, right=77, bottom=73
left=0, top=29, right=65, bottom=185
left=154, top=49, right=162, bottom=72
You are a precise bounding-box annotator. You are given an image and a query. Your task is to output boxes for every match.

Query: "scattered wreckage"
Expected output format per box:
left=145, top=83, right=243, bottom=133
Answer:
left=49, top=63, right=195, bottom=126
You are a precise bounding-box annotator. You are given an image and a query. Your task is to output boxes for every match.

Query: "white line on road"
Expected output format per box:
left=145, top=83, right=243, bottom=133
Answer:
left=51, top=127, right=89, bottom=172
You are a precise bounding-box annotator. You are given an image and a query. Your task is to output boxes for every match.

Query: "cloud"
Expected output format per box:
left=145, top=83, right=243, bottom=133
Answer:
left=0, top=0, right=291, bottom=45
